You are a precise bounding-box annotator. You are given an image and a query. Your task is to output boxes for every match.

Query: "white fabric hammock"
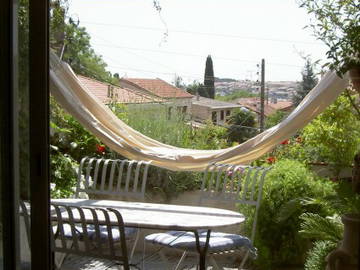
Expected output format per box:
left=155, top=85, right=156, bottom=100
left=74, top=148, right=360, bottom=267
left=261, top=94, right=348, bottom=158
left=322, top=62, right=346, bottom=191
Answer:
left=49, top=52, right=349, bottom=171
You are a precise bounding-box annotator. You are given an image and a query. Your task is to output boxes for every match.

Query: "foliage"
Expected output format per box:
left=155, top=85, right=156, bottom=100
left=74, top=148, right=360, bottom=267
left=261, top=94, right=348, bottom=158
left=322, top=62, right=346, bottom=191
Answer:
left=293, top=58, right=318, bottom=106
left=61, top=23, right=115, bottom=83
left=50, top=97, right=106, bottom=161
left=264, top=94, right=360, bottom=173
left=115, top=104, right=228, bottom=150
left=146, top=167, right=203, bottom=201
left=18, top=0, right=30, bottom=198
left=186, top=81, right=208, bottom=97
left=265, top=110, right=288, bottom=129
left=216, top=89, right=258, bottom=101
left=226, top=108, right=257, bottom=143
left=50, top=146, right=78, bottom=198
left=299, top=180, right=360, bottom=269
left=241, top=159, right=335, bottom=269
left=204, top=55, right=215, bottom=99
left=300, top=94, right=360, bottom=174
left=299, top=211, right=343, bottom=270
left=304, top=240, right=338, bottom=270
left=326, top=181, right=360, bottom=214
left=299, top=0, right=360, bottom=75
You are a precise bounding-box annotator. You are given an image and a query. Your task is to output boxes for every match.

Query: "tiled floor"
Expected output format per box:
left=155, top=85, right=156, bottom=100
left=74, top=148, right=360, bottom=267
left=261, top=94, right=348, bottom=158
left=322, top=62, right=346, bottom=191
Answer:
left=60, top=252, right=241, bottom=270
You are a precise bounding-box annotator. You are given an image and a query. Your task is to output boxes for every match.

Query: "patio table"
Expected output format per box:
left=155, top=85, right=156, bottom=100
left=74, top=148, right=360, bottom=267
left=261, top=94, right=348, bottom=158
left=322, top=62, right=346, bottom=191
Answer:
left=51, top=198, right=245, bottom=270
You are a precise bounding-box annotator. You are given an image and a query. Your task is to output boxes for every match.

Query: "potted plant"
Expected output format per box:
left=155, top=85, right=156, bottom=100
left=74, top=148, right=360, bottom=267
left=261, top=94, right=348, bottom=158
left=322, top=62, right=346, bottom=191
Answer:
left=299, top=0, right=360, bottom=93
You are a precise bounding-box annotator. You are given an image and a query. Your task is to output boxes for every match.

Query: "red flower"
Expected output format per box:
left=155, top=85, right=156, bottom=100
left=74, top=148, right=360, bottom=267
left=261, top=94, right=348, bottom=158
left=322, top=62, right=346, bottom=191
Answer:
left=96, top=144, right=106, bottom=154
left=280, top=139, right=290, bottom=145
left=266, top=156, right=276, bottom=164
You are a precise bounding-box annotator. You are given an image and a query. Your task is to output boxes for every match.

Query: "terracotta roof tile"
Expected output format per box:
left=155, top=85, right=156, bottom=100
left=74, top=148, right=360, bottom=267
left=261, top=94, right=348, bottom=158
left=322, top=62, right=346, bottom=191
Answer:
left=236, top=97, right=293, bottom=117
left=123, top=78, right=193, bottom=99
left=77, top=75, right=162, bottom=104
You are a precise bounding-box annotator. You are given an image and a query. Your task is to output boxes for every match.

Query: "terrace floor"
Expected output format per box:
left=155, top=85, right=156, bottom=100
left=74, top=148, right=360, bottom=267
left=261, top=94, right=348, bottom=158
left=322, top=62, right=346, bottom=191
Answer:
left=60, top=252, right=242, bottom=270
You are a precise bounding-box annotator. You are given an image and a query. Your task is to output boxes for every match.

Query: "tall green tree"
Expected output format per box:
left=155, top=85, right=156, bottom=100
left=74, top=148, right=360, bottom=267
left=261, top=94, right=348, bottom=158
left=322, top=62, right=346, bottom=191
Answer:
left=293, top=58, right=318, bottom=106
left=186, top=81, right=208, bottom=97
left=204, top=55, right=215, bottom=99
left=226, top=108, right=257, bottom=143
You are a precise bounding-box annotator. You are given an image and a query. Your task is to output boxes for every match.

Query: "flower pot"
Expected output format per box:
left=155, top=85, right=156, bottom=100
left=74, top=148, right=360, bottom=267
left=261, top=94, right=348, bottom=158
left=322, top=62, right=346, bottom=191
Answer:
left=349, top=67, right=360, bottom=95
left=326, top=214, right=360, bottom=270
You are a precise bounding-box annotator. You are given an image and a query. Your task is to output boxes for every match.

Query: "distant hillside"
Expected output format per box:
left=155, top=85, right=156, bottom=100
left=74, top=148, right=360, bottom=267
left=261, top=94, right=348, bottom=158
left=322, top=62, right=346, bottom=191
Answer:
left=214, top=77, right=237, bottom=83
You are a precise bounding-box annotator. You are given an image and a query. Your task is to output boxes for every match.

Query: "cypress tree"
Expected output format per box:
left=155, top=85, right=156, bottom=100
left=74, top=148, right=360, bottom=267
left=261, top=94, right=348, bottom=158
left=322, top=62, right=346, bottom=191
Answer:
left=204, top=55, right=215, bottom=99
left=293, top=58, right=318, bottom=106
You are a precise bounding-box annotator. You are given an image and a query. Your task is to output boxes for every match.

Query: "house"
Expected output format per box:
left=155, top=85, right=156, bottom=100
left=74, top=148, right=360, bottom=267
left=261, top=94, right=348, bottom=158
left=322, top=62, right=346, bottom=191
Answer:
left=191, top=95, right=243, bottom=126
left=236, top=97, right=292, bottom=118
left=120, top=78, right=193, bottom=114
left=77, top=75, right=163, bottom=104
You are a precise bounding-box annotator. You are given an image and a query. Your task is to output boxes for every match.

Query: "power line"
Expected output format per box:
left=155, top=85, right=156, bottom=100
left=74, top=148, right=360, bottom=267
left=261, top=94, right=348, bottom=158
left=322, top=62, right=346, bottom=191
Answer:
left=81, top=21, right=323, bottom=46
left=89, top=33, right=303, bottom=68
left=92, top=42, right=303, bottom=68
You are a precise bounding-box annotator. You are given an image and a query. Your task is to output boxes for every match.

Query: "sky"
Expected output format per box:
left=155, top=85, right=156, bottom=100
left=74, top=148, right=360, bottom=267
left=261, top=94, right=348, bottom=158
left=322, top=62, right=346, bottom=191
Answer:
left=68, top=0, right=329, bottom=83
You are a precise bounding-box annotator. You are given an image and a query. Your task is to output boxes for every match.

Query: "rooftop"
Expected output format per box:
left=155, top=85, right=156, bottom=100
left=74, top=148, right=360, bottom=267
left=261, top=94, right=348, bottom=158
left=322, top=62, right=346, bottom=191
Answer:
left=236, top=97, right=292, bottom=116
left=77, top=75, right=163, bottom=104
left=122, top=78, right=193, bottom=99
left=192, top=96, right=243, bottom=109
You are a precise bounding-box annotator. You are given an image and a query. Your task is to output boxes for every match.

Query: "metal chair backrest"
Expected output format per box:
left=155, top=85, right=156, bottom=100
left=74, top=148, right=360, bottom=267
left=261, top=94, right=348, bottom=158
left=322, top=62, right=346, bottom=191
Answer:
left=199, top=163, right=272, bottom=241
left=76, top=157, right=152, bottom=200
left=50, top=203, right=129, bottom=270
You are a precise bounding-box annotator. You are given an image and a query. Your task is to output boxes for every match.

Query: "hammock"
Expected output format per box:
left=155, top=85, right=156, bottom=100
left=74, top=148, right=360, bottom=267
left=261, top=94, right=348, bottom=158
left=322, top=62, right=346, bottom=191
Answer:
left=49, top=52, right=349, bottom=171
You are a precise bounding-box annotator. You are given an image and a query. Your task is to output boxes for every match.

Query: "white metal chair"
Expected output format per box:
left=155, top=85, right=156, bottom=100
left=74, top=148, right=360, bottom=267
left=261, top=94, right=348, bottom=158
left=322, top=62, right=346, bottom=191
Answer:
left=51, top=202, right=130, bottom=270
left=144, top=163, right=272, bottom=270
left=75, top=157, right=152, bottom=260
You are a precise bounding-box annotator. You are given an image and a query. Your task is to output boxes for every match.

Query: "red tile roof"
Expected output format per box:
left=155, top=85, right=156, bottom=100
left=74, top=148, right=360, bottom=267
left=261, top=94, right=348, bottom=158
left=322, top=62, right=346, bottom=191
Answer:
left=122, top=78, right=193, bottom=99
left=236, top=97, right=292, bottom=117
left=77, top=75, right=162, bottom=104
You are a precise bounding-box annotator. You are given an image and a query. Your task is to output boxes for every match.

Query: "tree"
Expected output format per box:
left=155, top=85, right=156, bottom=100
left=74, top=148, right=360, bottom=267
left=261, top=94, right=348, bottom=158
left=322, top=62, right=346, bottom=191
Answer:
left=226, top=108, right=257, bottom=143
left=204, top=55, right=215, bottom=99
left=293, top=58, right=318, bottom=106
left=173, top=74, right=186, bottom=89
left=265, top=111, right=288, bottom=129
left=186, top=81, right=208, bottom=97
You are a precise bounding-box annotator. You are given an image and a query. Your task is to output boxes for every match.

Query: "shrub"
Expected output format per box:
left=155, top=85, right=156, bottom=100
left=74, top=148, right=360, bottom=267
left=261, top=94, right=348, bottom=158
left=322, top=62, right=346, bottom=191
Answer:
left=304, top=240, right=338, bottom=270
left=50, top=146, right=78, bottom=198
left=242, top=159, right=335, bottom=269
left=226, top=108, right=257, bottom=143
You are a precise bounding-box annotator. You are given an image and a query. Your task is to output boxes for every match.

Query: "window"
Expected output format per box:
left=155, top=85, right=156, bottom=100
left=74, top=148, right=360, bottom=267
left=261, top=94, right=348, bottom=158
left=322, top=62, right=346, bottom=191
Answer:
left=212, top=111, right=217, bottom=124
left=220, top=110, right=224, bottom=121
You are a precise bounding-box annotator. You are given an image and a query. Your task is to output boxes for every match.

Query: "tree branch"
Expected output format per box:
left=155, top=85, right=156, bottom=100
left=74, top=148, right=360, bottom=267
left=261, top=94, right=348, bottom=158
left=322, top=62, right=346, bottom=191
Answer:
left=345, top=89, right=360, bottom=121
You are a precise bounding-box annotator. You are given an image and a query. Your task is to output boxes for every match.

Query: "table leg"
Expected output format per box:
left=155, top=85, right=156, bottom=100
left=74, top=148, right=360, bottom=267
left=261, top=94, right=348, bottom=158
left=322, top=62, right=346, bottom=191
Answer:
left=194, top=229, right=211, bottom=270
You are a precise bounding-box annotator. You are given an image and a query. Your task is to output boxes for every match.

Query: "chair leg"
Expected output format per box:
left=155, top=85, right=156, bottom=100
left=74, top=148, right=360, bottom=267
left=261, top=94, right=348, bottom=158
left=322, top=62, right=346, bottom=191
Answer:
left=129, top=229, right=141, bottom=262
left=54, top=240, right=73, bottom=269
left=174, top=250, right=187, bottom=270
left=238, top=250, right=249, bottom=270
left=159, top=250, right=170, bottom=265
left=209, top=255, right=224, bottom=270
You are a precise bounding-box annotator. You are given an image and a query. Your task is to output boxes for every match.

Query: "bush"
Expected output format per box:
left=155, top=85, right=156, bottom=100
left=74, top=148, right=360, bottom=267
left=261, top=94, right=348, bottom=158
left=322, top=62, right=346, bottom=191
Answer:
left=304, top=240, right=337, bottom=270
left=226, top=108, right=257, bottom=143
left=50, top=146, right=78, bottom=198
left=242, top=159, right=335, bottom=269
